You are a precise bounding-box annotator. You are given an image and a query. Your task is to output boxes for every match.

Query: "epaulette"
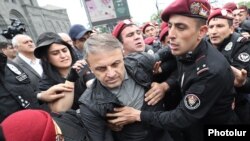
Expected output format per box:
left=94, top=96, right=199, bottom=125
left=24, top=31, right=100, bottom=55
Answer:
left=195, top=55, right=209, bottom=75
left=237, top=36, right=248, bottom=43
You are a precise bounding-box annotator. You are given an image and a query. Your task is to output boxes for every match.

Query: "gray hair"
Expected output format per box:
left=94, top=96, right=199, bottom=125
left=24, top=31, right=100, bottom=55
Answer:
left=11, top=34, right=29, bottom=47
left=83, top=33, right=123, bottom=60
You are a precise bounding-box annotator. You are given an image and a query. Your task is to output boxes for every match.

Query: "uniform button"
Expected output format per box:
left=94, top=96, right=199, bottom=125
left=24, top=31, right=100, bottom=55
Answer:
left=25, top=101, right=28, bottom=104
left=22, top=103, right=25, bottom=107
left=21, top=99, right=24, bottom=102
left=18, top=96, right=22, bottom=99
left=202, top=64, right=206, bottom=67
left=197, top=67, right=200, bottom=71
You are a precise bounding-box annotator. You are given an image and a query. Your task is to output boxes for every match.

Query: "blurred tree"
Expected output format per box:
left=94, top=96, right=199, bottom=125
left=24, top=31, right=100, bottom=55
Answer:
left=238, top=1, right=250, bottom=7
left=150, top=9, right=162, bottom=24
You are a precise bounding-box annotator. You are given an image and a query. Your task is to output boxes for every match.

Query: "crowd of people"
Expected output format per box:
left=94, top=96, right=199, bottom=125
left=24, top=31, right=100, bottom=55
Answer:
left=1, top=0, right=250, bottom=141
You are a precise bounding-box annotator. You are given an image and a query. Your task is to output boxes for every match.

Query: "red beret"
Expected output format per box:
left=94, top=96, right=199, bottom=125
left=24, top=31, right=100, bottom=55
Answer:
left=112, top=19, right=134, bottom=38
left=207, top=8, right=234, bottom=24
left=161, top=0, right=211, bottom=22
left=142, top=22, right=155, bottom=34
left=144, top=37, right=156, bottom=45
left=223, top=2, right=237, bottom=11
left=1, top=110, right=55, bottom=141
left=159, top=27, right=169, bottom=42
left=160, top=22, right=168, bottom=31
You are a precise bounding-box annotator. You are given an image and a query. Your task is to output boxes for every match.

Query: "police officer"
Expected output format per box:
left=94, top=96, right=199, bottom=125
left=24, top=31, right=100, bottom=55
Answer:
left=107, top=0, right=239, bottom=141
left=207, top=8, right=250, bottom=124
left=0, top=52, right=42, bottom=122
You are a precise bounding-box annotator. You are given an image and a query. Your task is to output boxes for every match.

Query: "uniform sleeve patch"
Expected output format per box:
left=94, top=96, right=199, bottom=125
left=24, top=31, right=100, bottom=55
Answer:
left=238, top=52, right=250, bottom=62
left=184, top=94, right=200, bottom=110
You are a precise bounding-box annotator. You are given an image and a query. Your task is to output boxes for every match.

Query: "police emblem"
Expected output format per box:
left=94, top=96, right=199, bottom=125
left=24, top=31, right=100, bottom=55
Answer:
left=238, top=52, right=250, bottom=62
left=147, top=49, right=154, bottom=55
left=6, top=63, right=22, bottom=75
left=224, top=42, right=233, bottom=51
left=184, top=94, right=200, bottom=110
left=190, top=2, right=201, bottom=15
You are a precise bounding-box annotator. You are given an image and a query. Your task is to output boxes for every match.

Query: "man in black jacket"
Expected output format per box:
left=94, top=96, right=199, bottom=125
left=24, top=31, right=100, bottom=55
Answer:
left=107, top=0, right=240, bottom=141
left=207, top=8, right=250, bottom=124
left=78, top=33, right=173, bottom=141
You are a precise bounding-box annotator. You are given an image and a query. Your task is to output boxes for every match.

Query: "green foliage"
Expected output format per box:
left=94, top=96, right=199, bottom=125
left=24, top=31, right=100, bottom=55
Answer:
left=238, top=1, right=250, bottom=8
left=150, top=10, right=162, bottom=24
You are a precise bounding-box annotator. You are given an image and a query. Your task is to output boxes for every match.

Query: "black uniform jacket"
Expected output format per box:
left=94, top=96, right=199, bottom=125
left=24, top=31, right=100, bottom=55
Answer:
left=79, top=52, right=173, bottom=141
left=141, top=39, right=238, bottom=132
left=0, top=53, right=42, bottom=122
left=216, top=33, right=250, bottom=93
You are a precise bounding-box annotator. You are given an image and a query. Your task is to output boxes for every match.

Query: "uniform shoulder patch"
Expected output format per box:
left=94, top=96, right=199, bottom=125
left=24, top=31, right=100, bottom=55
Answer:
left=184, top=94, right=200, bottom=110
left=195, top=55, right=209, bottom=75
left=6, top=63, right=22, bottom=75
left=224, top=42, right=233, bottom=51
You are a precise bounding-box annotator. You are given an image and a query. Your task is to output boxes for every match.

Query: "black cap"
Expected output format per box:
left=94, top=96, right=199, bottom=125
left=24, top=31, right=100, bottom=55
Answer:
left=35, top=32, right=70, bottom=58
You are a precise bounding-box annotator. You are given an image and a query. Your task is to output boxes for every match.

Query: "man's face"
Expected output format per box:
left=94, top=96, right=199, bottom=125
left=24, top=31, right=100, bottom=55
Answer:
left=168, top=15, right=201, bottom=56
left=74, top=32, right=91, bottom=50
left=16, top=35, right=35, bottom=54
left=144, top=25, right=157, bottom=37
left=208, top=18, right=234, bottom=47
left=121, top=25, right=145, bottom=56
left=87, top=48, right=125, bottom=89
left=2, top=44, right=17, bottom=59
left=233, top=9, right=247, bottom=28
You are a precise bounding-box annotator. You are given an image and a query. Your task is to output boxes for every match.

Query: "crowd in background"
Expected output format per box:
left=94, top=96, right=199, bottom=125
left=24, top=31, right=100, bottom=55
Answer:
left=1, top=0, right=250, bottom=141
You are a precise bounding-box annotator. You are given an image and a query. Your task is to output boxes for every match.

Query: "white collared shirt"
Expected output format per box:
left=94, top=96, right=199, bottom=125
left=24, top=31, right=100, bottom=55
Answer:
left=18, top=53, right=43, bottom=76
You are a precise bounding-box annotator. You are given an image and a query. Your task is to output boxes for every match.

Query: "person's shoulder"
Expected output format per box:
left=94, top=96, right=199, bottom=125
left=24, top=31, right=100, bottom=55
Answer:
left=78, top=80, right=96, bottom=104
left=197, top=45, right=228, bottom=76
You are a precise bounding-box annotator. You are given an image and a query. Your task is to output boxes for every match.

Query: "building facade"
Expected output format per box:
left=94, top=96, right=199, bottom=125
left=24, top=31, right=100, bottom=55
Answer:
left=0, top=0, right=71, bottom=41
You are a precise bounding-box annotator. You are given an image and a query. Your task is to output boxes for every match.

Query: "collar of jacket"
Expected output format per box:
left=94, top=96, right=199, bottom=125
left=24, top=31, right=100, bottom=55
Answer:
left=177, top=39, right=207, bottom=63
left=94, top=80, right=123, bottom=106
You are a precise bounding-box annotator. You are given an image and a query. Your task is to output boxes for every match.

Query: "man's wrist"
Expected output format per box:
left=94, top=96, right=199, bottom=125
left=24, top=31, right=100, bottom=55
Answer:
left=136, top=110, right=142, bottom=122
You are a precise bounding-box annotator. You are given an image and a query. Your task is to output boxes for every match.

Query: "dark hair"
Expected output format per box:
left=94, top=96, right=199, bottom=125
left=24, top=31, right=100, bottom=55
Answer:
left=207, top=16, right=233, bottom=27
left=117, top=24, right=136, bottom=43
left=40, top=43, right=77, bottom=83
left=194, top=18, right=207, bottom=29
left=0, top=42, right=12, bottom=49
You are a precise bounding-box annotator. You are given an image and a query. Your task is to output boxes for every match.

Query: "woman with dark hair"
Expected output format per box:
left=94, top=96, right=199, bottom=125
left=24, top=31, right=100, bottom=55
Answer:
left=34, top=32, right=94, bottom=112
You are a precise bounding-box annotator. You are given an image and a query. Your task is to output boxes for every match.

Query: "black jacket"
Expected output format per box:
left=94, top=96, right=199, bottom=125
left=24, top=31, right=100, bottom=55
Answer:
left=212, top=32, right=250, bottom=93
left=0, top=53, right=44, bottom=122
left=141, top=39, right=239, bottom=141
left=79, top=52, right=173, bottom=141
left=209, top=32, right=250, bottom=124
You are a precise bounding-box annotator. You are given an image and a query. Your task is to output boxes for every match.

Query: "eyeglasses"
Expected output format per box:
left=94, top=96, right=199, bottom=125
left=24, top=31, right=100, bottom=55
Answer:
left=56, top=134, right=64, bottom=141
left=53, top=120, right=64, bottom=141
